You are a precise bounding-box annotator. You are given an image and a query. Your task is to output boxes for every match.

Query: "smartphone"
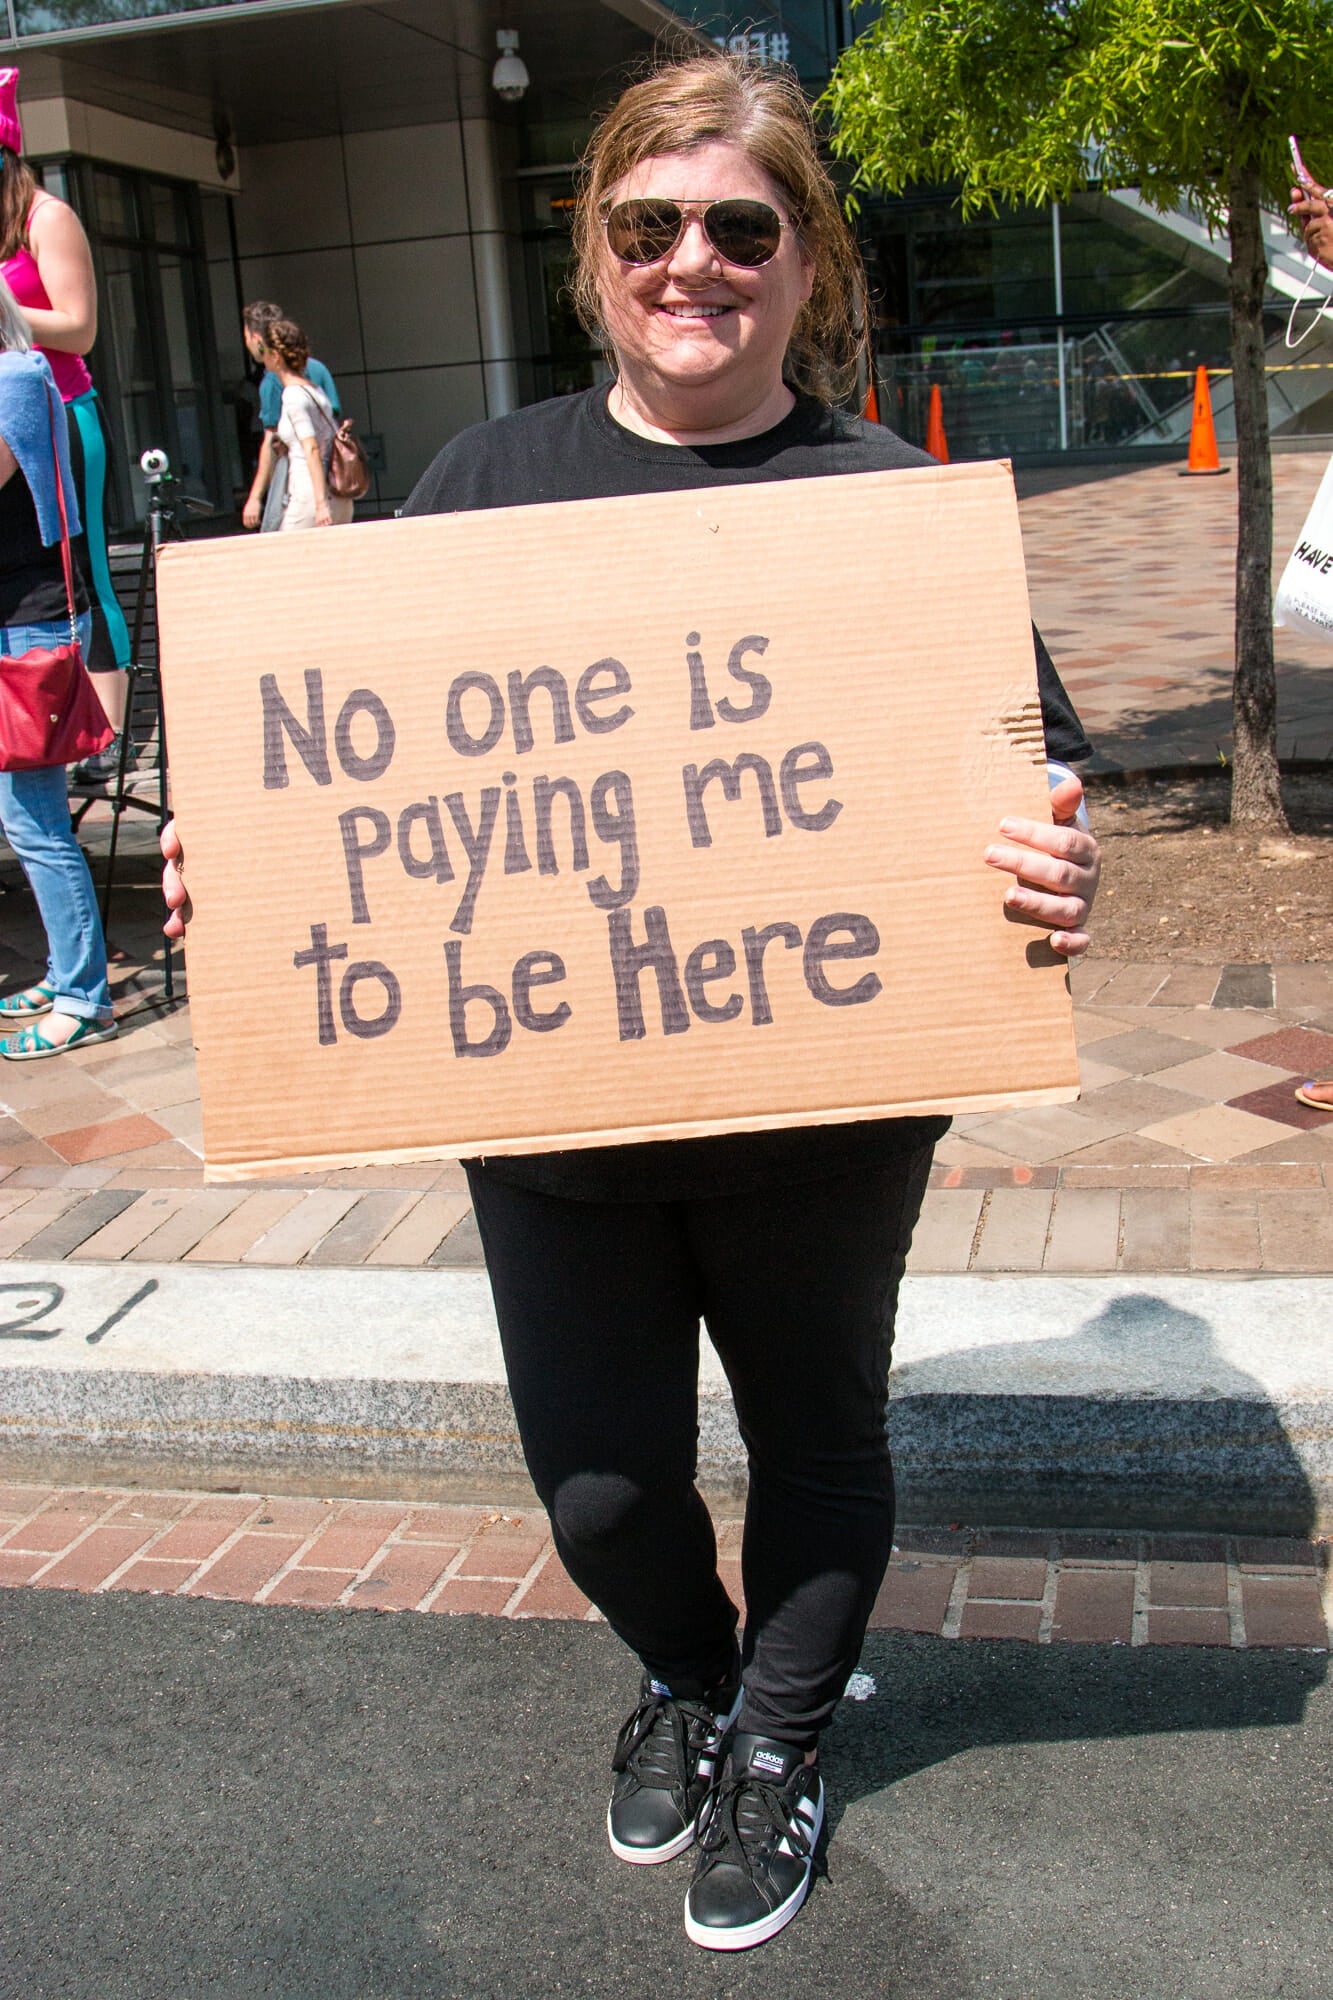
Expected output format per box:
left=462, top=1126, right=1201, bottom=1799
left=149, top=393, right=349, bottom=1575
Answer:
left=1290, top=134, right=1315, bottom=187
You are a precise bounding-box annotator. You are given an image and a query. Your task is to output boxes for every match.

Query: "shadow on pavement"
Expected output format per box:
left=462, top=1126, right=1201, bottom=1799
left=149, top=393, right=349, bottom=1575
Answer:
left=1083, top=656, right=1333, bottom=764
left=892, top=1289, right=1323, bottom=1533
left=827, top=1627, right=1327, bottom=1804
left=1013, top=462, right=1156, bottom=500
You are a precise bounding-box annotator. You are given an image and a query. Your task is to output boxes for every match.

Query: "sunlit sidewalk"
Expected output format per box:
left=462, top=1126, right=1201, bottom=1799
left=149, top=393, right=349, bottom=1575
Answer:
left=1, top=927, right=1330, bottom=1273
left=1016, top=451, right=1333, bottom=771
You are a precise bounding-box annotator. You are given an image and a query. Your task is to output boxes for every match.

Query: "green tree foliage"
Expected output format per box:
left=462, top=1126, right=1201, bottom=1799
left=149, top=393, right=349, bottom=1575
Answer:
left=824, top=1, right=1333, bottom=827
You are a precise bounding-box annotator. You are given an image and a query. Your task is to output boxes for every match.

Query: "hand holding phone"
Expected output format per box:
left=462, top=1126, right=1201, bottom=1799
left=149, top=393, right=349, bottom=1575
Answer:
left=1290, top=135, right=1317, bottom=189
left=1289, top=137, right=1333, bottom=275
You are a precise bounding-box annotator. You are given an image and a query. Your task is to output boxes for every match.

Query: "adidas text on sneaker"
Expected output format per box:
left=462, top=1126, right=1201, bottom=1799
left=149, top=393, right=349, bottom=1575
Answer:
left=607, top=1674, right=741, bottom=1865
left=684, top=1733, right=824, bottom=1950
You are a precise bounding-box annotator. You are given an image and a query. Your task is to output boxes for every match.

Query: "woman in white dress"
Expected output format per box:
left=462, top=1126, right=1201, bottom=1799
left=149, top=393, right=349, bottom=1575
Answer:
left=262, top=316, right=352, bottom=531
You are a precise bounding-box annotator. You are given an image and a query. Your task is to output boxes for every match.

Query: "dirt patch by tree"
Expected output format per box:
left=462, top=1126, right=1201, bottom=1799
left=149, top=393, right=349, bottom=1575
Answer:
left=1087, top=772, right=1333, bottom=962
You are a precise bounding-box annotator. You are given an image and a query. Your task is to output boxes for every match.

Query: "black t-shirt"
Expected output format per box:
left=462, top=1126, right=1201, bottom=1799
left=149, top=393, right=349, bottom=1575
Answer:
left=0, top=468, right=89, bottom=629
left=403, top=387, right=1092, bottom=1201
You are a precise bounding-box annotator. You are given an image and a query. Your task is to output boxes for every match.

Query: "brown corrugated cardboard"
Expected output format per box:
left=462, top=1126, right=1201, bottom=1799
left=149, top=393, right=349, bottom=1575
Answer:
left=156, top=459, right=1079, bottom=1181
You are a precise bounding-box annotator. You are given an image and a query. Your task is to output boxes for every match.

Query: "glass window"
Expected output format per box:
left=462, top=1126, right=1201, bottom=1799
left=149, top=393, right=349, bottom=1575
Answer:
left=874, top=337, right=1067, bottom=460
left=92, top=168, right=138, bottom=240
left=15, top=1, right=262, bottom=31
left=1057, top=197, right=1228, bottom=319
left=861, top=186, right=1313, bottom=457
left=520, top=172, right=607, bottom=402
left=862, top=196, right=1058, bottom=338
left=98, top=238, right=163, bottom=518
left=198, top=184, right=234, bottom=263
left=63, top=159, right=227, bottom=526
left=149, top=182, right=192, bottom=250
left=158, top=256, right=207, bottom=481
left=673, top=3, right=840, bottom=81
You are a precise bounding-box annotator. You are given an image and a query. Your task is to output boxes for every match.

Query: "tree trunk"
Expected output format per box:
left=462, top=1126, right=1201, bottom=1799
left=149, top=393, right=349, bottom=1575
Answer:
left=1227, top=160, right=1288, bottom=830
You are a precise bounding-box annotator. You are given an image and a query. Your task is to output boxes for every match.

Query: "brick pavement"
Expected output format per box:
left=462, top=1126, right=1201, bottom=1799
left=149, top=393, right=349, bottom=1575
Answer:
left=928, top=953, right=1333, bottom=1270
left=1015, top=452, right=1333, bottom=770
left=2, top=935, right=1331, bottom=1271
left=2, top=1481, right=1329, bottom=1651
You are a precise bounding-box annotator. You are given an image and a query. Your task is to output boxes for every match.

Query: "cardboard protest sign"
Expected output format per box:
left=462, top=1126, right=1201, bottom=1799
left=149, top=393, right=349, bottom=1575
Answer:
left=157, top=460, right=1079, bottom=1181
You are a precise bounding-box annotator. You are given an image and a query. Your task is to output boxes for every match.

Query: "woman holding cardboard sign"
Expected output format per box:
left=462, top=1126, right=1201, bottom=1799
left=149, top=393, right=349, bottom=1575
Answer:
left=163, top=50, right=1098, bottom=1953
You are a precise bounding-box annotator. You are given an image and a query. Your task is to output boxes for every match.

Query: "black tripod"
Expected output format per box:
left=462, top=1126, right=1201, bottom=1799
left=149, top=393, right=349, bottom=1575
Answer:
left=73, top=450, right=211, bottom=1003
left=127, top=449, right=213, bottom=660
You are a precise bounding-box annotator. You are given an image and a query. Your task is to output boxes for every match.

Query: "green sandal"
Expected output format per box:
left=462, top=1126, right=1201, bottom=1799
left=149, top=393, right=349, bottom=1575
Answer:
left=0, top=982, right=56, bottom=1021
left=0, top=1017, right=118, bottom=1062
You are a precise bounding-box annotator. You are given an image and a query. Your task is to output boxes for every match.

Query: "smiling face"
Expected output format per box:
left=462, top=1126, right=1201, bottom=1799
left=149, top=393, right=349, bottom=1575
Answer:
left=595, top=138, right=815, bottom=440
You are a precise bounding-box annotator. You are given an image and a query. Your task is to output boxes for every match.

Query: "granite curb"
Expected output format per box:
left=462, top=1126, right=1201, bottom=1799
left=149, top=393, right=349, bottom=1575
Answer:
left=0, top=1264, right=1328, bottom=1534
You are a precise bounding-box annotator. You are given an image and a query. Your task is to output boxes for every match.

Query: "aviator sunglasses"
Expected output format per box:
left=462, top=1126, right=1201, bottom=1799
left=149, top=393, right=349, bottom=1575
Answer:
left=602, top=196, right=785, bottom=268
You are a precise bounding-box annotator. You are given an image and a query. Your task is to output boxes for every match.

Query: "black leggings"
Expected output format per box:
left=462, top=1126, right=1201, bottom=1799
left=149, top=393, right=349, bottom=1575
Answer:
left=65, top=391, right=130, bottom=674
left=466, top=1144, right=933, bottom=1749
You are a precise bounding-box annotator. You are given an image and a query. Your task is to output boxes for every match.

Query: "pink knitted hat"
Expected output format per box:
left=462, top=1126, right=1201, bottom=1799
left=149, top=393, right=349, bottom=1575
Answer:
left=0, top=70, right=22, bottom=156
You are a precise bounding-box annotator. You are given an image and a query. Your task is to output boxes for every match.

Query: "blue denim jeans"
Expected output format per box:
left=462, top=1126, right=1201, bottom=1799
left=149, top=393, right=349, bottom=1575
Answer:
left=0, top=614, right=113, bottom=1022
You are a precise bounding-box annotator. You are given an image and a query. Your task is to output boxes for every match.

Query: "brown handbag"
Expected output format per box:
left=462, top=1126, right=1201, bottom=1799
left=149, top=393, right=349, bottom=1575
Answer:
left=0, top=385, right=113, bottom=773
left=326, top=414, right=371, bottom=501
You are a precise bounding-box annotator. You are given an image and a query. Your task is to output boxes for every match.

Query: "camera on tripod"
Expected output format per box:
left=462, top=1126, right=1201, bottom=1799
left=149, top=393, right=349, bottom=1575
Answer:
left=137, top=446, right=213, bottom=523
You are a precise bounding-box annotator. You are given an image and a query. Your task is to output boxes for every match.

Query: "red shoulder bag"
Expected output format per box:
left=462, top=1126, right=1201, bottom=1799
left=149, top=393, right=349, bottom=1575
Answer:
left=0, top=384, right=114, bottom=772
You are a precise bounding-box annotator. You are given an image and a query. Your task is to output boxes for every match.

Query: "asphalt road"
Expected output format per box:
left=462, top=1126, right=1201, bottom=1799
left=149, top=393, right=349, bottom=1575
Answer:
left=1, top=1591, right=1329, bottom=1999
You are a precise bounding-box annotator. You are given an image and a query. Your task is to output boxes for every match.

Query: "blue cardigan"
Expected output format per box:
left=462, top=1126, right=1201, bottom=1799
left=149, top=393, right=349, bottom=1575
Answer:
left=0, top=348, right=83, bottom=545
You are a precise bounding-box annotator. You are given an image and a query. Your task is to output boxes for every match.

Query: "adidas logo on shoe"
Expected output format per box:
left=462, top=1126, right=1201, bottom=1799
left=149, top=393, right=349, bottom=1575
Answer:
left=685, top=1733, right=825, bottom=1951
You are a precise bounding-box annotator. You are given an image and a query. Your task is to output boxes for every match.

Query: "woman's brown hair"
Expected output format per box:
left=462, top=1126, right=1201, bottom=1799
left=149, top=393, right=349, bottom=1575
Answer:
left=265, top=316, right=310, bottom=375
left=0, top=147, right=38, bottom=264
left=569, top=49, right=865, bottom=402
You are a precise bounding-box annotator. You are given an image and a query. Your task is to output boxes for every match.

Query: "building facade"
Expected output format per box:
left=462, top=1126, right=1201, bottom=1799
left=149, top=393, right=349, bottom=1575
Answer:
left=3, top=0, right=1328, bottom=532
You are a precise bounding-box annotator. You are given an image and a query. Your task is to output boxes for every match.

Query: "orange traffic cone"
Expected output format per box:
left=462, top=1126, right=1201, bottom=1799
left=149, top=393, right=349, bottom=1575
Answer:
left=925, top=383, right=949, bottom=463
left=1179, top=364, right=1230, bottom=477
left=863, top=375, right=880, bottom=424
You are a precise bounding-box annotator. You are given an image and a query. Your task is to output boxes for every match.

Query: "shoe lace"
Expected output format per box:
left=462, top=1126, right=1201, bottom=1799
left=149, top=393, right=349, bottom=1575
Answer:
left=697, top=1770, right=814, bottom=1878
left=611, top=1689, right=720, bottom=1812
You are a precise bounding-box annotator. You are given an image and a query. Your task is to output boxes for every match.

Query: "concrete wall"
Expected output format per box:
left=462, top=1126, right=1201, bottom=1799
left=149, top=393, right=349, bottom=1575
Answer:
left=228, top=118, right=527, bottom=510
left=21, top=93, right=236, bottom=194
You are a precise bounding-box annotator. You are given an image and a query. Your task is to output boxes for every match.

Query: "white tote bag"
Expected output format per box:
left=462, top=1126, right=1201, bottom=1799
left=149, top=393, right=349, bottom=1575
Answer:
left=1274, top=451, right=1333, bottom=640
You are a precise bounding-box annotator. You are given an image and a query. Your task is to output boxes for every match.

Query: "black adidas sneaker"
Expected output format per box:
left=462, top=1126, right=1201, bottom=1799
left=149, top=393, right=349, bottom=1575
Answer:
left=684, top=1733, right=825, bottom=1950
left=606, top=1674, right=741, bottom=1864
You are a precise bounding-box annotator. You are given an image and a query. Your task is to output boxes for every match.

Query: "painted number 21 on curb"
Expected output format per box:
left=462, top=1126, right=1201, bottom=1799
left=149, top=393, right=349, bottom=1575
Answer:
left=0, top=1279, right=160, bottom=1345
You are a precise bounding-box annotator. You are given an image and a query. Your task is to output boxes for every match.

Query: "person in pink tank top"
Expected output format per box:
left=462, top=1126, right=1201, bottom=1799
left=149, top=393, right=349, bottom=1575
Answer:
left=0, top=66, right=130, bottom=751
left=3, top=237, right=93, bottom=403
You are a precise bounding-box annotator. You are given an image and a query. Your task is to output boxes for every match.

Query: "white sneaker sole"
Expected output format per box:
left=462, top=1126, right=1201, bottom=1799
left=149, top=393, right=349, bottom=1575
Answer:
left=606, top=1809, right=700, bottom=1865
left=683, top=1782, right=825, bottom=1951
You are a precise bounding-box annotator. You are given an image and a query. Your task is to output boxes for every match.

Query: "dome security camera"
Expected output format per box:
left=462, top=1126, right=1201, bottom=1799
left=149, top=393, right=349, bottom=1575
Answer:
left=492, top=29, right=529, bottom=103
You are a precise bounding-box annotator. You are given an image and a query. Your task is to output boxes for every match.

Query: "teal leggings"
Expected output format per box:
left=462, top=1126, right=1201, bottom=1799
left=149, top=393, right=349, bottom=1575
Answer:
left=66, top=389, right=130, bottom=673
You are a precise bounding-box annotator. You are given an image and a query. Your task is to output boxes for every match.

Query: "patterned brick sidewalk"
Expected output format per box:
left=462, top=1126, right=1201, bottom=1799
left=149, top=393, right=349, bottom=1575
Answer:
left=2, top=947, right=1331, bottom=1272
left=922, top=955, right=1333, bottom=1272
left=2, top=1484, right=1329, bottom=1652
left=1016, top=453, right=1333, bottom=770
